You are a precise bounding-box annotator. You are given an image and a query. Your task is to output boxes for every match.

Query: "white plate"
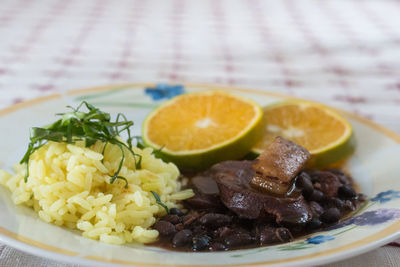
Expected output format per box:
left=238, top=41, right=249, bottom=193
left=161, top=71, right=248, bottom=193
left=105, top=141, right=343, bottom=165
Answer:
left=0, top=83, right=400, bottom=267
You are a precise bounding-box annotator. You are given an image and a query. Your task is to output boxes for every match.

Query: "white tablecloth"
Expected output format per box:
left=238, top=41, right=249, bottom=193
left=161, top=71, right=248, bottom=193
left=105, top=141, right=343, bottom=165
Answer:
left=0, top=0, right=399, bottom=266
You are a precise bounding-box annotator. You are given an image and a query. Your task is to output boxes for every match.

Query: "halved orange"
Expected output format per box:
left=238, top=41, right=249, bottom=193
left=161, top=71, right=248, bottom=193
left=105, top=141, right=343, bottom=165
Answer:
left=142, top=91, right=263, bottom=170
left=251, top=101, right=355, bottom=168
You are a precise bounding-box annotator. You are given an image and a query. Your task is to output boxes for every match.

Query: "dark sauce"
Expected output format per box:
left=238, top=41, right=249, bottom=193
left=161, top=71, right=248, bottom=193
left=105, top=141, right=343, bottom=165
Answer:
left=148, top=167, right=366, bottom=252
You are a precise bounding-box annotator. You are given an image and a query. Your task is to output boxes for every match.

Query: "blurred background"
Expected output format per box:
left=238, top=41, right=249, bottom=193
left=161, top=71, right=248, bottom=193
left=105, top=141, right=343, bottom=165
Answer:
left=0, top=0, right=399, bottom=133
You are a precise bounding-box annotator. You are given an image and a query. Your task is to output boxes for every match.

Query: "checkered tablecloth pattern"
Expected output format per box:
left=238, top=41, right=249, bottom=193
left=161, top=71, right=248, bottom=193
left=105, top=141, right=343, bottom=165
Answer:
left=0, top=0, right=399, bottom=266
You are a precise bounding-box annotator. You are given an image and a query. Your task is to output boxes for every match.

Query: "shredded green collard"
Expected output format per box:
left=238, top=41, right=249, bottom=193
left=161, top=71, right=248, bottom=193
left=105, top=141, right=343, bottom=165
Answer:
left=133, top=136, right=165, bottom=158
left=150, top=191, right=169, bottom=214
left=20, top=101, right=142, bottom=188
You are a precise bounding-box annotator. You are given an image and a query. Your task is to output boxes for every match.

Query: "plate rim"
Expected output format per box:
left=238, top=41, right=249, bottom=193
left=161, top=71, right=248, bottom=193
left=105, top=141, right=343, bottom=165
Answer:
left=1, top=221, right=400, bottom=267
left=0, top=83, right=399, bottom=267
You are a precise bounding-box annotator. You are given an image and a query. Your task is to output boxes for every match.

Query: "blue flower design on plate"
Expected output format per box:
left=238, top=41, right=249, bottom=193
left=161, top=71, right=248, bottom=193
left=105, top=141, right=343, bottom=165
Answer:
left=347, top=208, right=400, bottom=226
left=306, top=235, right=335, bottom=244
left=329, top=208, right=400, bottom=230
left=145, top=84, right=185, bottom=100
left=371, top=190, right=400, bottom=204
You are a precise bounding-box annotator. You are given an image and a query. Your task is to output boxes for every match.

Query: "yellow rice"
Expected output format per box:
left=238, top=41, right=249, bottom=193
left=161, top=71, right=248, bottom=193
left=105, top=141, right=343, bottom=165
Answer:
left=0, top=141, right=194, bottom=245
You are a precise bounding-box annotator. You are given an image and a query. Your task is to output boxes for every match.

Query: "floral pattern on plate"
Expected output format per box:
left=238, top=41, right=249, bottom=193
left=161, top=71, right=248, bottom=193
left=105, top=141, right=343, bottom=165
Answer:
left=145, top=84, right=185, bottom=100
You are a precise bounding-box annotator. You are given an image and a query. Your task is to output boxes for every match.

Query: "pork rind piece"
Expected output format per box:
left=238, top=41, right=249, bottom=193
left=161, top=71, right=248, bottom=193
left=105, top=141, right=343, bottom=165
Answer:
left=251, top=136, right=310, bottom=194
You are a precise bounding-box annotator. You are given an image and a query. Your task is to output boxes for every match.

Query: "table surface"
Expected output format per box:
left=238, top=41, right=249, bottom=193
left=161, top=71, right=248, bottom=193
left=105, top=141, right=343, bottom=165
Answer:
left=0, top=0, right=399, bottom=266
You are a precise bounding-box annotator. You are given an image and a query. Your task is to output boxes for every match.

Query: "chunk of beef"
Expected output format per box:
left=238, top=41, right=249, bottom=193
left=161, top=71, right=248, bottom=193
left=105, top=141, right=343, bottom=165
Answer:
left=251, top=137, right=310, bottom=194
left=184, top=175, right=224, bottom=210
left=211, top=161, right=311, bottom=225
left=191, top=175, right=220, bottom=195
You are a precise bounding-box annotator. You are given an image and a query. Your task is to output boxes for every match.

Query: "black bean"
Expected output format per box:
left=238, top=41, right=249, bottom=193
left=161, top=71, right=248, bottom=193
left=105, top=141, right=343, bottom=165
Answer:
left=330, top=197, right=345, bottom=209
left=317, top=172, right=341, bottom=197
left=153, top=221, right=176, bottom=236
left=320, top=208, right=341, bottom=224
left=344, top=200, right=356, bottom=211
left=192, top=225, right=207, bottom=235
left=258, top=227, right=276, bottom=245
left=309, top=201, right=324, bottom=217
left=307, top=217, right=323, bottom=230
left=352, top=198, right=360, bottom=208
left=325, top=168, right=345, bottom=176
left=328, top=171, right=351, bottom=185
left=307, top=170, right=322, bottom=183
left=313, top=182, right=322, bottom=190
left=209, top=242, right=226, bottom=251
left=257, top=227, right=292, bottom=245
left=224, top=232, right=253, bottom=248
left=172, top=229, right=192, bottom=247
left=358, top=194, right=367, bottom=202
left=175, top=223, right=184, bottom=231
left=339, top=176, right=351, bottom=185
left=276, top=228, right=293, bottom=242
left=215, top=226, right=233, bottom=238
left=296, top=172, right=314, bottom=197
left=326, top=169, right=351, bottom=184
left=309, top=190, right=325, bottom=202
left=161, top=214, right=180, bottom=225
left=170, top=208, right=185, bottom=216
left=338, top=185, right=356, bottom=199
left=192, top=235, right=211, bottom=251
left=199, top=213, right=232, bottom=229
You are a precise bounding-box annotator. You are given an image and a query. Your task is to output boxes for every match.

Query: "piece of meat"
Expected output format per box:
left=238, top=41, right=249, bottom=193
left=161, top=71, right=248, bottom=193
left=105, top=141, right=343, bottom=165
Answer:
left=191, top=175, right=220, bottom=195
left=184, top=175, right=224, bottom=210
left=211, top=161, right=311, bottom=225
left=251, top=137, right=310, bottom=195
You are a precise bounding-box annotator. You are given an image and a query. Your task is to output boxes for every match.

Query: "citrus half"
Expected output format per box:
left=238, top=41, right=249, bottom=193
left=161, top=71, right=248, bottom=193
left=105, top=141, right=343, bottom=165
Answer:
left=142, top=91, right=263, bottom=170
left=251, top=101, right=355, bottom=168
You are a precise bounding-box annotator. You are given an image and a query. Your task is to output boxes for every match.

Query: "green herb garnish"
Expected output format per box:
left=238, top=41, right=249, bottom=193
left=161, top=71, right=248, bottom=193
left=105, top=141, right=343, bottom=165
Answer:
left=133, top=136, right=146, bottom=150
left=20, top=101, right=142, bottom=188
left=151, top=145, right=165, bottom=159
left=150, top=191, right=169, bottom=213
left=133, top=136, right=164, bottom=158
